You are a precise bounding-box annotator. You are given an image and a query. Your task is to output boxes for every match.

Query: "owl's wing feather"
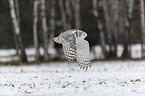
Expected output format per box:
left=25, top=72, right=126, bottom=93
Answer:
left=76, top=39, right=91, bottom=70
left=61, top=33, right=76, bottom=62
left=53, top=37, right=62, bottom=44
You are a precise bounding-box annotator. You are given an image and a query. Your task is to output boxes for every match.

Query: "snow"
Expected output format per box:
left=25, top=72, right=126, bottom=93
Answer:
left=0, top=44, right=144, bottom=95
left=131, top=44, right=142, bottom=58
left=1, top=61, right=145, bottom=96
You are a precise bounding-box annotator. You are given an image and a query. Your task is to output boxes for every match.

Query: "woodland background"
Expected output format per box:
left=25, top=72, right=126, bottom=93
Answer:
left=0, top=0, right=145, bottom=63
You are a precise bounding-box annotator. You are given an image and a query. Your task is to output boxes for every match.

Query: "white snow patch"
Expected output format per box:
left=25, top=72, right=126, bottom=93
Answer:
left=0, top=61, right=145, bottom=96
left=131, top=44, right=142, bottom=58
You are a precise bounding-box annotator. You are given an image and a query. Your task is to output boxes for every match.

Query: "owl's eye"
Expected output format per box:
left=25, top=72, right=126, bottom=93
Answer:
left=83, top=33, right=86, bottom=35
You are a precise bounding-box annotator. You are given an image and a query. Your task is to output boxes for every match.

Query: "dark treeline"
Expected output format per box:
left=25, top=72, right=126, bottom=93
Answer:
left=0, top=0, right=145, bottom=63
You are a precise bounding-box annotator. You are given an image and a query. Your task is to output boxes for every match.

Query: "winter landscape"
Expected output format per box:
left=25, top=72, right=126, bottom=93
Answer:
left=0, top=0, right=145, bottom=96
left=0, top=45, right=145, bottom=96
left=1, top=60, right=145, bottom=96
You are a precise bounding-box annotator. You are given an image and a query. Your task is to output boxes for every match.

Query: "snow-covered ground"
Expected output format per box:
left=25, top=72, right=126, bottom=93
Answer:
left=1, top=61, right=145, bottom=96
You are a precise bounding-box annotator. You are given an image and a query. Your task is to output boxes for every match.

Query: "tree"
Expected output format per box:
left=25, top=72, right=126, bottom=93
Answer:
left=65, top=0, right=72, bottom=29
left=139, top=0, right=145, bottom=57
left=92, top=0, right=108, bottom=58
left=33, top=0, right=40, bottom=62
left=8, top=0, right=27, bottom=63
left=48, top=0, right=56, bottom=57
left=71, top=0, right=81, bottom=29
left=120, top=0, right=133, bottom=58
left=102, top=0, right=112, bottom=57
left=40, top=0, right=49, bottom=61
left=58, top=0, right=67, bottom=30
left=109, top=0, right=119, bottom=57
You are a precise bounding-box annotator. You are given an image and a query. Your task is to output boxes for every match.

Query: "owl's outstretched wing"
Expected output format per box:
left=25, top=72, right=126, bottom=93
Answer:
left=76, top=39, right=91, bottom=70
left=61, top=33, right=76, bottom=62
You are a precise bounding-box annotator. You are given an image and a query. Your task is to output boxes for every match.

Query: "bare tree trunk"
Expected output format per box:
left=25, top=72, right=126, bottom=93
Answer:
left=13, top=34, right=19, bottom=55
left=33, top=0, right=40, bottom=62
left=127, top=0, right=134, bottom=19
left=40, top=0, right=49, bottom=61
left=102, top=0, right=112, bottom=56
left=92, top=0, right=107, bottom=58
left=109, top=0, right=119, bottom=58
left=9, top=0, right=27, bottom=63
left=14, top=0, right=20, bottom=55
left=59, top=0, right=67, bottom=30
left=65, top=0, right=72, bottom=29
left=139, top=0, right=145, bottom=57
left=15, top=0, right=20, bottom=26
left=71, top=0, right=81, bottom=29
left=120, top=0, right=132, bottom=58
left=126, top=0, right=134, bottom=57
left=48, top=0, right=56, bottom=57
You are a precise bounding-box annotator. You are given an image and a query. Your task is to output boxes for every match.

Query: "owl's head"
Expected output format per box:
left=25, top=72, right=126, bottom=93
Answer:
left=73, top=30, right=87, bottom=39
left=81, top=32, right=87, bottom=39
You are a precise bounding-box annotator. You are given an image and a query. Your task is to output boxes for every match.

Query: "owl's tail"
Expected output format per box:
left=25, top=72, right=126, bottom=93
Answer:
left=53, top=37, right=62, bottom=44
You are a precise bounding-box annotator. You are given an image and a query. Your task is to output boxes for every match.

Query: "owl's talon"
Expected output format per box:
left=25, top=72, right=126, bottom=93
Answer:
left=80, top=65, right=83, bottom=69
left=86, top=66, right=88, bottom=70
left=83, top=66, right=85, bottom=70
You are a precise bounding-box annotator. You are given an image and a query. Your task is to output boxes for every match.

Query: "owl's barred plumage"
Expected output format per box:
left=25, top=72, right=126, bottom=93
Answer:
left=76, top=38, right=91, bottom=70
left=54, top=29, right=91, bottom=70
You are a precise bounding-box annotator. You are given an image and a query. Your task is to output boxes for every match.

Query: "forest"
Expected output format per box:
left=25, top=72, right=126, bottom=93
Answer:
left=0, top=0, right=145, bottom=63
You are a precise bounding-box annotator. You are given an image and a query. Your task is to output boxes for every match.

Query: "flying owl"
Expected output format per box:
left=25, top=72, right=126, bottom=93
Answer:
left=54, top=29, right=91, bottom=70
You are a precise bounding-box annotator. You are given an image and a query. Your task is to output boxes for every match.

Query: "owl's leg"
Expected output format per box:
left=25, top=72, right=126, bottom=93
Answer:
left=79, top=63, right=91, bottom=70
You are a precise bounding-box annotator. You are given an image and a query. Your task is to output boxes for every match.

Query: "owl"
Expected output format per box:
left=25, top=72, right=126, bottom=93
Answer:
left=54, top=29, right=91, bottom=70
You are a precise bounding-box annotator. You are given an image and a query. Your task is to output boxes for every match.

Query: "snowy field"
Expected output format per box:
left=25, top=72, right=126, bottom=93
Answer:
left=1, top=61, right=145, bottom=96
